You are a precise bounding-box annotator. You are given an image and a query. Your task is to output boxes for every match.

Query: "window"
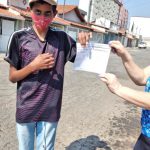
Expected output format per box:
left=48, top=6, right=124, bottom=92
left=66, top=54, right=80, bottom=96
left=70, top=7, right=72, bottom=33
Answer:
left=67, top=27, right=78, bottom=41
left=0, top=19, right=2, bottom=34
left=24, top=20, right=32, bottom=28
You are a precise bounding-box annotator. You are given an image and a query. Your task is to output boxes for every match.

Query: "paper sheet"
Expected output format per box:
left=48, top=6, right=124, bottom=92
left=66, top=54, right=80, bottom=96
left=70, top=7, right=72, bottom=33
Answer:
left=73, top=43, right=111, bottom=75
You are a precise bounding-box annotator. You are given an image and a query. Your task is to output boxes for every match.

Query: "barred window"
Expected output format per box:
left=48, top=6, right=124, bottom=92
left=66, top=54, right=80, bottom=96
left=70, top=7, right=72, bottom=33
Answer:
left=24, top=20, right=32, bottom=28
left=0, top=19, right=2, bottom=34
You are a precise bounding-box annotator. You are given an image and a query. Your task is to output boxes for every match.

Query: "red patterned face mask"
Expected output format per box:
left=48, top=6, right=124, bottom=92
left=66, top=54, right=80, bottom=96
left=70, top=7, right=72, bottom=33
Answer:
left=31, top=13, right=53, bottom=31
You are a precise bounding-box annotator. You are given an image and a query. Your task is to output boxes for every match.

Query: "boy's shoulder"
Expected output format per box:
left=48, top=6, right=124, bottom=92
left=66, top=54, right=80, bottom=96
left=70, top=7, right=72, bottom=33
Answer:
left=10, top=27, right=32, bottom=39
left=49, top=27, right=75, bottom=42
left=50, top=27, right=68, bottom=36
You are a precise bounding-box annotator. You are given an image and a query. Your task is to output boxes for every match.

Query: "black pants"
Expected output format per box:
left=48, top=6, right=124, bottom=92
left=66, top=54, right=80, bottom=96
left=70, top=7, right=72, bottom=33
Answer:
left=134, top=134, right=150, bottom=150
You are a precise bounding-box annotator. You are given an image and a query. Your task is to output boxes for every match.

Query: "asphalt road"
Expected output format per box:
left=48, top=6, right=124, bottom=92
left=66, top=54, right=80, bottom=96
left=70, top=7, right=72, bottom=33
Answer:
left=0, top=47, right=150, bottom=150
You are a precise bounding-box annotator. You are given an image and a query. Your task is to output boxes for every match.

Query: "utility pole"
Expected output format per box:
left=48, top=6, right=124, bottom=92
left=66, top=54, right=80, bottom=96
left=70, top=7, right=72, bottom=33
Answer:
left=63, top=0, right=66, bottom=19
left=87, top=0, right=93, bottom=22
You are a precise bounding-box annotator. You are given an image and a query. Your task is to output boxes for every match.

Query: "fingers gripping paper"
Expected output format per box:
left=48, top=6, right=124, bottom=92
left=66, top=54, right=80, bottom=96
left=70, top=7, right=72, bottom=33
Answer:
left=74, top=43, right=111, bottom=75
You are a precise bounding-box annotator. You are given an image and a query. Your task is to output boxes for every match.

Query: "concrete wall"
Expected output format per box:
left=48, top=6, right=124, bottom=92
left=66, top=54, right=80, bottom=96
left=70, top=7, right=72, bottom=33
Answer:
left=0, top=0, right=28, bottom=8
left=60, top=11, right=82, bottom=23
left=9, top=0, right=28, bottom=9
left=89, top=0, right=120, bottom=24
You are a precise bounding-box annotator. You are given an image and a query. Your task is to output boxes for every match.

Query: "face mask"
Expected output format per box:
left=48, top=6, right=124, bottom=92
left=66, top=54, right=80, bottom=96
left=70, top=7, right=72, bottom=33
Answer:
left=31, top=13, right=53, bottom=31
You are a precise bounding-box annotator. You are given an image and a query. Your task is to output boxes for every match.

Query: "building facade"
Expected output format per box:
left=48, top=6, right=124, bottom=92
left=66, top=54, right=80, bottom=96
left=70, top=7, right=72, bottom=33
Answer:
left=88, top=0, right=121, bottom=24
left=130, top=17, right=150, bottom=47
left=57, top=5, right=105, bottom=42
left=118, top=5, right=128, bottom=29
left=78, top=0, right=90, bottom=21
left=0, top=1, right=106, bottom=51
left=0, top=0, right=28, bottom=9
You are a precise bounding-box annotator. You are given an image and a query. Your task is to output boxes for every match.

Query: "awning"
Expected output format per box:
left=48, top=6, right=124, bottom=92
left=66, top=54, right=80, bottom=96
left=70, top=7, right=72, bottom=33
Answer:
left=10, top=6, right=31, bottom=18
left=0, top=8, right=25, bottom=20
left=107, top=29, right=118, bottom=34
left=118, top=28, right=126, bottom=35
left=70, top=22, right=91, bottom=30
left=53, top=17, right=70, bottom=26
left=91, top=25, right=105, bottom=33
left=53, top=17, right=92, bottom=30
left=126, top=34, right=134, bottom=39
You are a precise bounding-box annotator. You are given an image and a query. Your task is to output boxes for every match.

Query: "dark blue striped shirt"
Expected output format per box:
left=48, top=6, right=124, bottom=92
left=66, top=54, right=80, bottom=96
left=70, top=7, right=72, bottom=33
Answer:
left=5, top=27, right=76, bottom=123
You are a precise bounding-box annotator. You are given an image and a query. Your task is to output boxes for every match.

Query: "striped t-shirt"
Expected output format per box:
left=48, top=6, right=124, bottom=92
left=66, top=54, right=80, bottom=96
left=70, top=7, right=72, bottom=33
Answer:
left=4, top=27, right=76, bottom=123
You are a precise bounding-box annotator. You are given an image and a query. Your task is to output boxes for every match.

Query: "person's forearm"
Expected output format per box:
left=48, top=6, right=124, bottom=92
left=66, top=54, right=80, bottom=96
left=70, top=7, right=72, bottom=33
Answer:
left=116, top=86, right=150, bottom=109
left=121, top=51, right=146, bottom=85
left=9, top=64, right=35, bottom=83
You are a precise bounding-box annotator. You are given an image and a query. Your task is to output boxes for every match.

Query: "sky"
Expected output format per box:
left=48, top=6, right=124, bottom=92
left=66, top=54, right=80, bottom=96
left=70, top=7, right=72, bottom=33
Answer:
left=57, top=0, right=79, bottom=5
left=124, top=0, right=150, bottom=18
left=57, top=0, right=150, bottom=18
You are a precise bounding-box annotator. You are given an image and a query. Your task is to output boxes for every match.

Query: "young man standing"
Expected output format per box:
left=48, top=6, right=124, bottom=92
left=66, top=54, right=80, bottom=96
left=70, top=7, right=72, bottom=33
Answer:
left=4, top=0, right=90, bottom=149
left=101, top=41, right=150, bottom=150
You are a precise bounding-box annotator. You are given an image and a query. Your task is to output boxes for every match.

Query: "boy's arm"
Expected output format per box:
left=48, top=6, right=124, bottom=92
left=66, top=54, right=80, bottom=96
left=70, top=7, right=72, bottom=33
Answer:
left=64, top=31, right=91, bottom=63
left=9, top=53, right=55, bottom=83
left=101, top=73, right=150, bottom=109
left=9, top=64, right=34, bottom=83
left=109, top=41, right=147, bottom=85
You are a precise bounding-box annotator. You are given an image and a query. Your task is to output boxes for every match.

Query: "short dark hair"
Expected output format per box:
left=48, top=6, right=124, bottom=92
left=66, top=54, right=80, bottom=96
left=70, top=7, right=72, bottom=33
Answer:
left=29, top=1, right=57, bottom=13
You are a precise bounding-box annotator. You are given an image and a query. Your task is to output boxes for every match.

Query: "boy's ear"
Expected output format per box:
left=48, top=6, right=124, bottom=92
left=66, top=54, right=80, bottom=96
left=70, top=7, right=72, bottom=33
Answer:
left=53, top=10, right=58, bottom=17
left=26, top=7, right=31, bottom=11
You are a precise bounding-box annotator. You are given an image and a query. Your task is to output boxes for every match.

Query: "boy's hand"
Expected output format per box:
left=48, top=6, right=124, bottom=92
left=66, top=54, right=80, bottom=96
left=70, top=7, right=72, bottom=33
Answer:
left=109, top=41, right=126, bottom=57
left=100, top=73, right=122, bottom=94
left=30, top=53, right=55, bottom=72
left=78, top=32, right=92, bottom=47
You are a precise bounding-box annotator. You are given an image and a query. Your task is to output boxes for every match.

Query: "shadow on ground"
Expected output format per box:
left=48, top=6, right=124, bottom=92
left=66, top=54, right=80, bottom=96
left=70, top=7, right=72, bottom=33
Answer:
left=66, top=135, right=112, bottom=150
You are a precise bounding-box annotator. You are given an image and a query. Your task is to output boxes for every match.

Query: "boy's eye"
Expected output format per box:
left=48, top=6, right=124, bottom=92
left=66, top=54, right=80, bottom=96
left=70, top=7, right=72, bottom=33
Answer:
left=34, top=10, right=41, bottom=16
left=33, top=10, right=53, bottom=17
left=44, top=12, right=52, bottom=17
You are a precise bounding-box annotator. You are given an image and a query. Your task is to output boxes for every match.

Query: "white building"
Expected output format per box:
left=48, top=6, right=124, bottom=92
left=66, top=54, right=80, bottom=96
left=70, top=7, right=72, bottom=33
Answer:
left=78, top=0, right=90, bottom=21
left=130, top=17, right=150, bottom=47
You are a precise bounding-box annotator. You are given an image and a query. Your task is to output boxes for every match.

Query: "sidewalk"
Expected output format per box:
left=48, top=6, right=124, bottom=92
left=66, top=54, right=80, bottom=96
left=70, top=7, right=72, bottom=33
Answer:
left=0, top=53, right=5, bottom=62
left=126, top=47, right=139, bottom=50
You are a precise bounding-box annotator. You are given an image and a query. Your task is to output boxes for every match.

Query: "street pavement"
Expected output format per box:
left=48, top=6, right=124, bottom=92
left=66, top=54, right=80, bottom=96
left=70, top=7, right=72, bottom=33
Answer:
left=0, top=48, right=150, bottom=150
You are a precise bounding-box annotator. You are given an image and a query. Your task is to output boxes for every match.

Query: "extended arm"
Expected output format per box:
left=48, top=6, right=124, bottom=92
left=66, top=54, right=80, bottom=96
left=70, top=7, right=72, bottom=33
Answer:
left=109, top=41, right=150, bottom=85
left=101, top=73, right=150, bottom=109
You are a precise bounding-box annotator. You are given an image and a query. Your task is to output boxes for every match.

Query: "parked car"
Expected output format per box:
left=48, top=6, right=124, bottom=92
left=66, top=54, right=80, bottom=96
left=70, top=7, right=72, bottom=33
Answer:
left=138, top=42, right=147, bottom=49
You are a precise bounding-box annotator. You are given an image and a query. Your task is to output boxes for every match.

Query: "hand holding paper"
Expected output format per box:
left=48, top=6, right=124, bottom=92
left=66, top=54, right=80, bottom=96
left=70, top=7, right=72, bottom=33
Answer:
left=74, top=43, right=111, bottom=75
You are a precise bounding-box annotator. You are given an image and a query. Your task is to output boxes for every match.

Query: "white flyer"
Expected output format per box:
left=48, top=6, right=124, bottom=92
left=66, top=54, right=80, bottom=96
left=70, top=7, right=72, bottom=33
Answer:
left=73, top=43, right=111, bottom=75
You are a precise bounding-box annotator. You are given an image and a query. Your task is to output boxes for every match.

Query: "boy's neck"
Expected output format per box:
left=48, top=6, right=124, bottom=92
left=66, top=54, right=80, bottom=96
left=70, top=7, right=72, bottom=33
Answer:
left=33, top=25, right=48, bottom=42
